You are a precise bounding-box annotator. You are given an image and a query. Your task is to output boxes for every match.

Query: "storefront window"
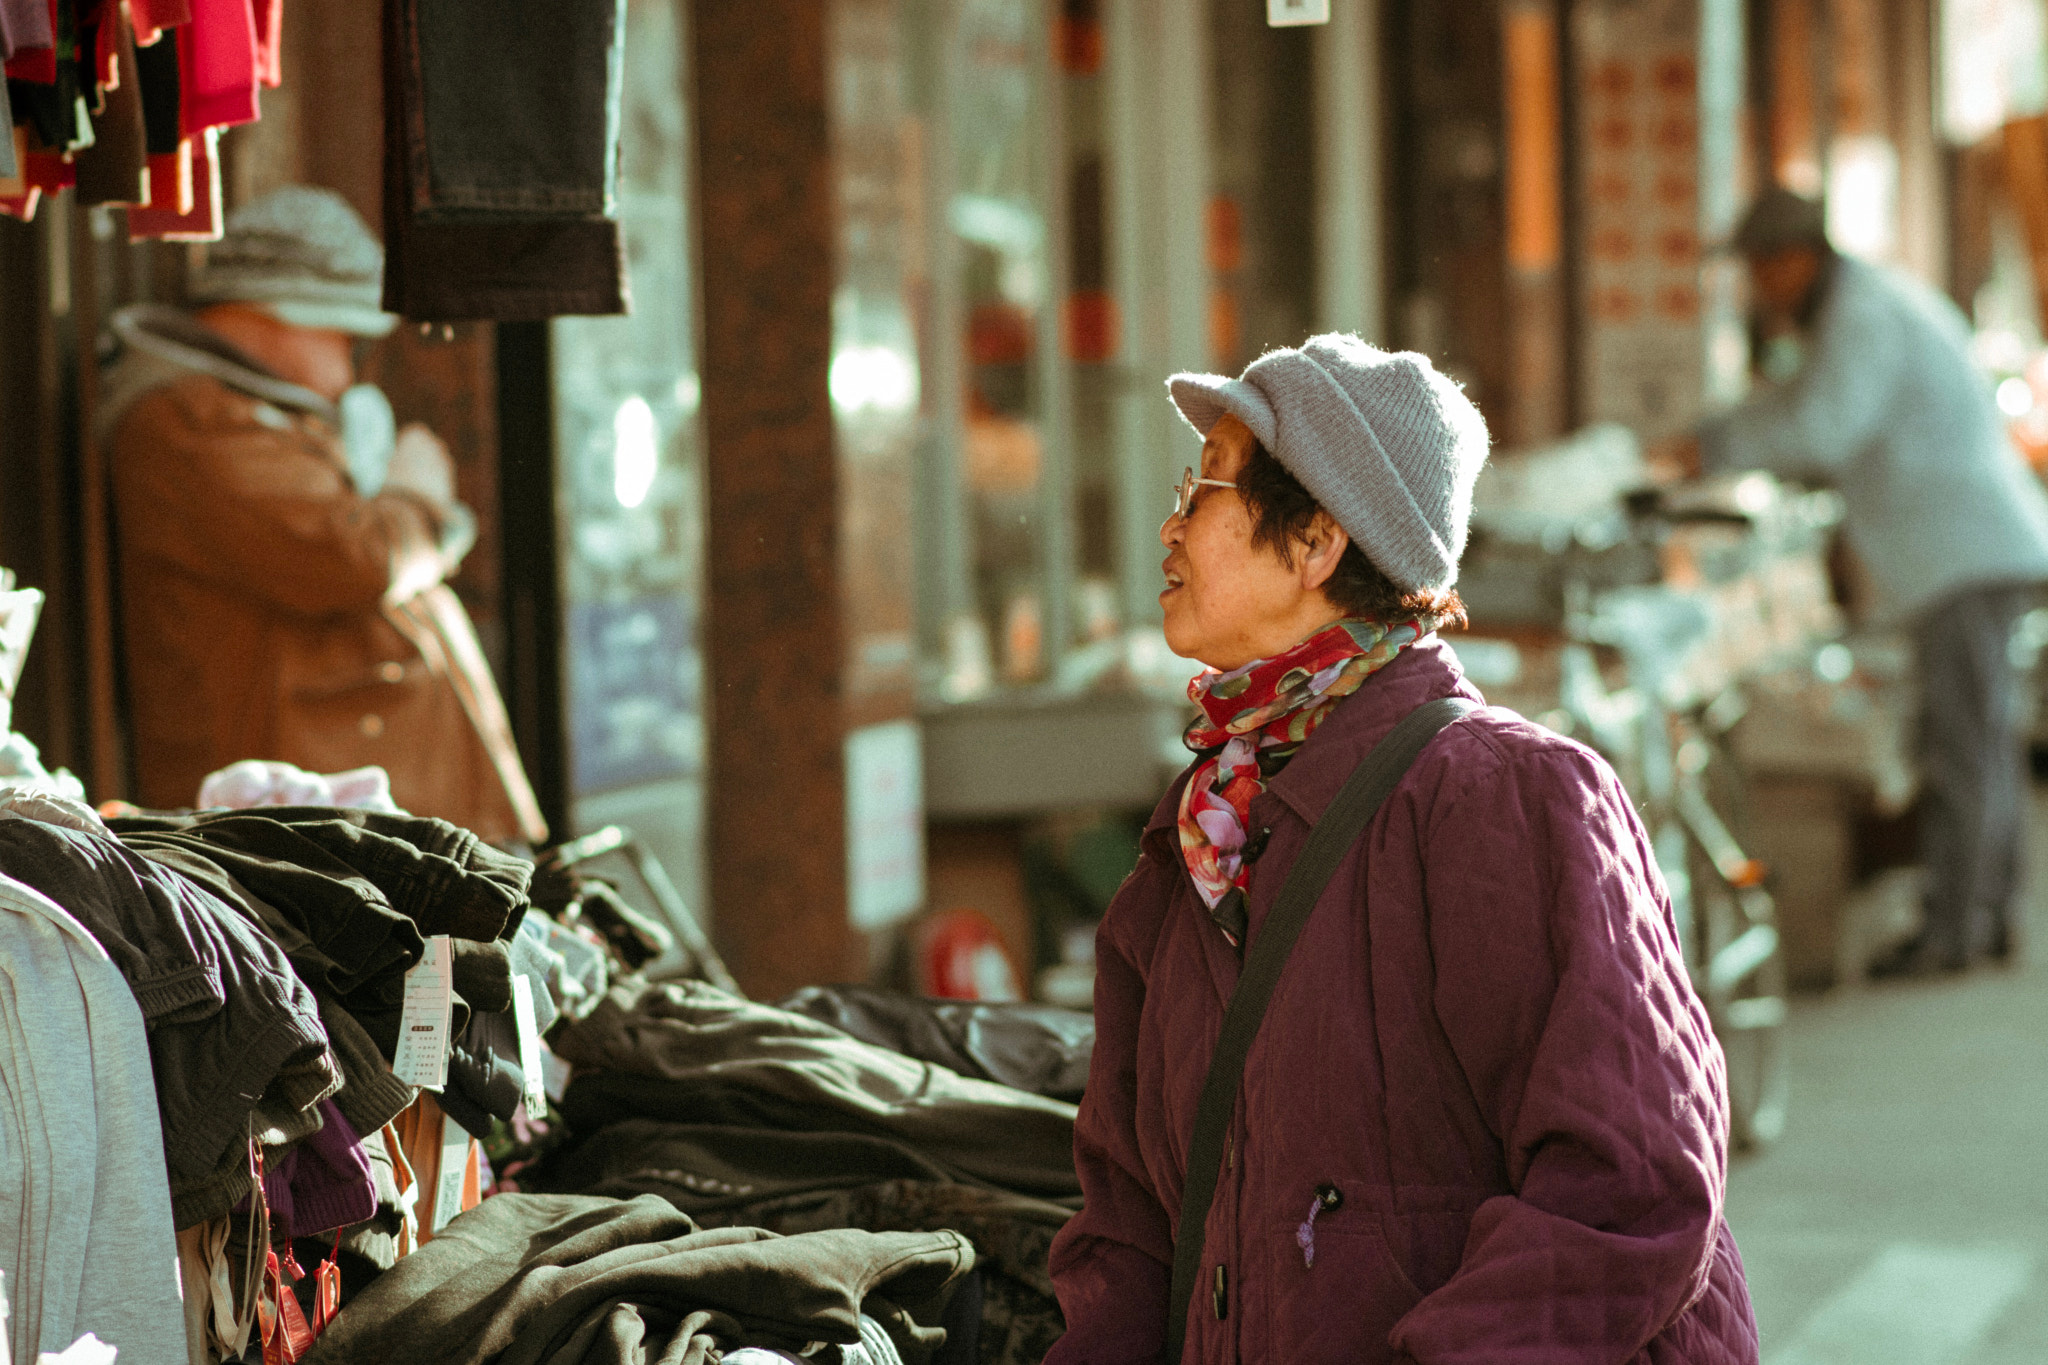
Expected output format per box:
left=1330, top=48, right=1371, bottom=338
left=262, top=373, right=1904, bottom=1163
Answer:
left=549, top=0, right=707, bottom=910
left=894, top=0, right=1220, bottom=728
left=911, top=0, right=1080, bottom=701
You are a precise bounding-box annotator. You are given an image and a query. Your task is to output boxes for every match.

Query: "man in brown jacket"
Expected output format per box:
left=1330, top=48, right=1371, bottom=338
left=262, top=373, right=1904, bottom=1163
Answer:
left=99, top=186, right=546, bottom=844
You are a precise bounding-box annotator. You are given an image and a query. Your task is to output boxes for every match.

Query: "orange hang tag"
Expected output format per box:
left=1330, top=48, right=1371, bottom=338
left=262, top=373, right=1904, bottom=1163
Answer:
left=310, top=1232, right=343, bottom=1336
left=312, top=1254, right=342, bottom=1334
left=260, top=1248, right=316, bottom=1365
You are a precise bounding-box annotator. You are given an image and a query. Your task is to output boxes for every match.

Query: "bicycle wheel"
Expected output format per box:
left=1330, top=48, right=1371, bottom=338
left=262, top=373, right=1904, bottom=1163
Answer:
left=1687, top=858, right=1790, bottom=1150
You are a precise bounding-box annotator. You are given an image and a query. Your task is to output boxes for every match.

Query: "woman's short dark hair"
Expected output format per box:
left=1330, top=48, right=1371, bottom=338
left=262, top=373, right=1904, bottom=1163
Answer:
left=1237, top=439, right=1467, bottom=628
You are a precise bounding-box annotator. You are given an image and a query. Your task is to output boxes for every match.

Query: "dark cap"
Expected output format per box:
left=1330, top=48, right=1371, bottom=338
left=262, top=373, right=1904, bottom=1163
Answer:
left=1728, top=186, right=1829, bottom=258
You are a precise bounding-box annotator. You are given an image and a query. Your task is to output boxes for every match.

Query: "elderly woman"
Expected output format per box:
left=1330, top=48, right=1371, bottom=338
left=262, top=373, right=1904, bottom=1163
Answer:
left=1046, top=336, right=1759, bottom=1364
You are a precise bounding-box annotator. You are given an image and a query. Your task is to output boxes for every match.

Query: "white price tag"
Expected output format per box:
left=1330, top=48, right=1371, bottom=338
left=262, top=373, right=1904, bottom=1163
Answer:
left=432, top=1107, right=469, bottom=1232
left=539, top=1043, right=572, bottom=1103
left=1267, top=0, right=1329, bottom=25
left=510, top=973, right=547, bottom=1116
left=391, top=935, right=453, bottom=1091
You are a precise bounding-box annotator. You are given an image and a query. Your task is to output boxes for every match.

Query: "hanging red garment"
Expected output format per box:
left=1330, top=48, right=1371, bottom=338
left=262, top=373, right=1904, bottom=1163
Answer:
left=1, top=0, right=54, bottom=63
left=142, top=140, right=193, bottom=215
left=177, top=0, right=259, bottom=135
left=0, top=145, right=70, bottom=220
left=251, top=0, right=280, bottom=87
left=129, top=0, right=192, bottom=47
left=91, top=0, right=120, bottom=92
left=128, top=127, right=220, bottom=239
left=3, top=0, right=55, bottom=82
left=21, top=145, right=72, bottom=192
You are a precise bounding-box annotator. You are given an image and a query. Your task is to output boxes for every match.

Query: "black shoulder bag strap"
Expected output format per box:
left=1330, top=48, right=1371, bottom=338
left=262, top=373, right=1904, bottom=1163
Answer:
left=1164, top=695, right=1478, bottom=1361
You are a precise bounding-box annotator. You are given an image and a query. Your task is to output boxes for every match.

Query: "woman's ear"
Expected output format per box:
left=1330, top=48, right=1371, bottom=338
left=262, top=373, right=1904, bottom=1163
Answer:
left=1297, top=511, right=1350, bottom=592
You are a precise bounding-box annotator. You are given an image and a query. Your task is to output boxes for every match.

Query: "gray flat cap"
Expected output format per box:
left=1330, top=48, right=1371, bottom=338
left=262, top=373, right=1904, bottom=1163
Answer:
left=1167, top=334, right=1490, bottom=594
left=187, top=186, right=397, bottom=337
left=1729, top=185, right=1829, bottom=257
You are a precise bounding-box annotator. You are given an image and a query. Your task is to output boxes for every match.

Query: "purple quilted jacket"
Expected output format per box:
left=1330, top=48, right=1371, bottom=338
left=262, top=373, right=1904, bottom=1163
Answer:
left=1046, top=639, right=1760, bottom=1364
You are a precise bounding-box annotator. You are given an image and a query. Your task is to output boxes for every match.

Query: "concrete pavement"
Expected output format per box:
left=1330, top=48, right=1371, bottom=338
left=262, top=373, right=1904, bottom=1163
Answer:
left=1724, top=800, right=2048, bottom=1364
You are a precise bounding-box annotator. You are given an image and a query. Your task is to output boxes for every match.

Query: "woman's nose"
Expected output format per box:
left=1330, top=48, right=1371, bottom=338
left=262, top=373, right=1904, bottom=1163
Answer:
left=1160, top=511, right=1183, bottom=547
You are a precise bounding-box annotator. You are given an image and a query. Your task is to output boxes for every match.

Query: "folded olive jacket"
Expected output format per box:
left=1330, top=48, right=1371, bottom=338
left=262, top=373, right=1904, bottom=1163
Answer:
left=302, top=1193, right=973, bottom=1365
left=0, top=813, right=335, bottom=1228
left=778, top=985, right=1094, bottom=1103
left=550, top=981, right=1081, bottom=1202
left=1047, top=640, right=1759, bottom=1365
left=110, top=805, right=533, bottom=1013
left=543, top=1118, right=995, bottom=1216
left=112, top=806, right=538, bottom=1140
left=101, top=305, right=545, bottom=842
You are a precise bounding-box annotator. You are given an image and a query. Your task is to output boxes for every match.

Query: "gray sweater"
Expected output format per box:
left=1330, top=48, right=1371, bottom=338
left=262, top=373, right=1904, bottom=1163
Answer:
left=1701, top=255, right=2048, bottom=622
left=1, top=871, right=185, bottom=1365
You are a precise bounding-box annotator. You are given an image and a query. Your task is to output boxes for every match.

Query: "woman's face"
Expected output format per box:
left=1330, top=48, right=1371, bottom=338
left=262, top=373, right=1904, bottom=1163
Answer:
left=1159, top=413, right=1349, bottom=670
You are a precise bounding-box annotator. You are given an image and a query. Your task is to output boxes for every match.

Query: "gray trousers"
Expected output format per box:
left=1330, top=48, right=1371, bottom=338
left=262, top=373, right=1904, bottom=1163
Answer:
left=1914, top=583, right=2038, bottom=959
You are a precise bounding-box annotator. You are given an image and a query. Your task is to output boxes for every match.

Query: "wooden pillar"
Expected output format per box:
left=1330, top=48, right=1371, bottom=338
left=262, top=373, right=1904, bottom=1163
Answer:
left=692, top=0, right=855, bottom=997
left=1767, top=0, right=1823, bottom=192
left=1503, top=0, right=1569, bottom=445
left=1386, top=0, right=1572, bottom=446
left=1387, top=0, right=1509, bottom=420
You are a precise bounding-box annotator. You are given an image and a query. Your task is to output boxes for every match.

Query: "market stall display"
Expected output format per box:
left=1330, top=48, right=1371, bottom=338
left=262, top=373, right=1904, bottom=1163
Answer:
left=0, top=564, right=1071, bottom=1365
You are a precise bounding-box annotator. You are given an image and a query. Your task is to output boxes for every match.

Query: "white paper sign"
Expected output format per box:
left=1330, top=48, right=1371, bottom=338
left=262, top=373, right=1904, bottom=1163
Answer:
left=511, top=973, right=547, bottom=1116
left=391, top=935, right=453, bottom=1091
left=845, top=720, right=925, bottom=931
left=1267, top=0, right=1330, bottom=25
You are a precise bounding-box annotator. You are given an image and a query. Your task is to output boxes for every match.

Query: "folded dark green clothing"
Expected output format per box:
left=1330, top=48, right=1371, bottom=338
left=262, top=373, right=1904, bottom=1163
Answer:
left=673, top=1181, right=1066, bottom=1295
left=441, top=1009, right=527, bottom=1140
left=0, top=814, right=337, bottom=1226
left=538, top=1119, right=980, bottom=1213
left=302, top=1193, right=973, bottom=1365
left=315, top=990, right=417, bottom=1140
left=124, top=840, right=419, bottom=1014
left=452, top=938, right=513, bottom=1011
left=549, top=982, right=1080, bottom=1201
left=694, top=1182, right=1071, bottom=1365
left=111, top=806, right=535, bottom=1012
left=778, top=986, right=1093, bottom=1103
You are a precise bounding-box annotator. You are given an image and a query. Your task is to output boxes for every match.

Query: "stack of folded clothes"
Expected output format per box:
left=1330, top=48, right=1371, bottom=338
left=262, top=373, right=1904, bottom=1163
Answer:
left=2, top=771, right=1099, bottom=1365
left=526, top=979, right=1095, bottom=1365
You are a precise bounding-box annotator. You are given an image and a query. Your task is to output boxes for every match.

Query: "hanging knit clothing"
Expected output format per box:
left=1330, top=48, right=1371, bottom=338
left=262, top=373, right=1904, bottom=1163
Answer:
left=1176, top=616, right=1439, bottom=940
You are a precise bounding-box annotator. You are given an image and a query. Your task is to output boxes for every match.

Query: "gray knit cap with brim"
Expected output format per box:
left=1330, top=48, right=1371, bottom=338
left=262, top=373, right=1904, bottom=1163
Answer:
left=186, top=186, right=397, bottom=337
left=1167, top=333, right=1490, bottom=594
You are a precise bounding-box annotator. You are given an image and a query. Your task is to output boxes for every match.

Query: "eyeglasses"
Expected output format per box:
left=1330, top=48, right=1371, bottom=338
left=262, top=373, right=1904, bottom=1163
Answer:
left=1172, top=466, right=1237, bottom=520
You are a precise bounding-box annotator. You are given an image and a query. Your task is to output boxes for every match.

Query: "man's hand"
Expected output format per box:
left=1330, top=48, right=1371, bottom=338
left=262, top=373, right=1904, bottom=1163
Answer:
left=383, top=423, right=457, bottom=509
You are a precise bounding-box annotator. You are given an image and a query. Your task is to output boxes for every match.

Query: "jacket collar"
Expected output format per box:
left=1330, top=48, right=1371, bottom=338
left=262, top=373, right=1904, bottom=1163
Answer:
left=1141, top=636, right=1480, bottom=859
left=98, top=304, right=338, bottom=443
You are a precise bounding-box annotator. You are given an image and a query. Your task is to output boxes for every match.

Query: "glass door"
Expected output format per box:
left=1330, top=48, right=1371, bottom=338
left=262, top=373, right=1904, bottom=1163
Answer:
left=548, top=0, right=709, bottom=920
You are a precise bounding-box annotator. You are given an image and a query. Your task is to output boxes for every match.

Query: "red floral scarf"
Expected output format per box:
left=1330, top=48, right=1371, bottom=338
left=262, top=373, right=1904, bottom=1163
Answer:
left=1177, top=617, right=1440, bottom=936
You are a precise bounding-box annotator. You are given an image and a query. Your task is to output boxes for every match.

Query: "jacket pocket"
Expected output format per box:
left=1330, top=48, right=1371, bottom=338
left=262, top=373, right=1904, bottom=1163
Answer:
left=1258, top=1198, right=1425, bottom=1363
left=279, top=659, right=432, bottom=773
left=288, top=656, right=427, bottom=701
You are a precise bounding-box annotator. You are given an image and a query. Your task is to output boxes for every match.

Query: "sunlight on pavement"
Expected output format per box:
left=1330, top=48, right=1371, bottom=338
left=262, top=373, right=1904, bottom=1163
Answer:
left=1765, top=1245, right=2036, bottom=1365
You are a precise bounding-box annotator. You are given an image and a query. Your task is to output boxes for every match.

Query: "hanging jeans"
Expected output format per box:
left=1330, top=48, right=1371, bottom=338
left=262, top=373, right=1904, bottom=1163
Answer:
left=381, top=0, right=628, bottom=319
